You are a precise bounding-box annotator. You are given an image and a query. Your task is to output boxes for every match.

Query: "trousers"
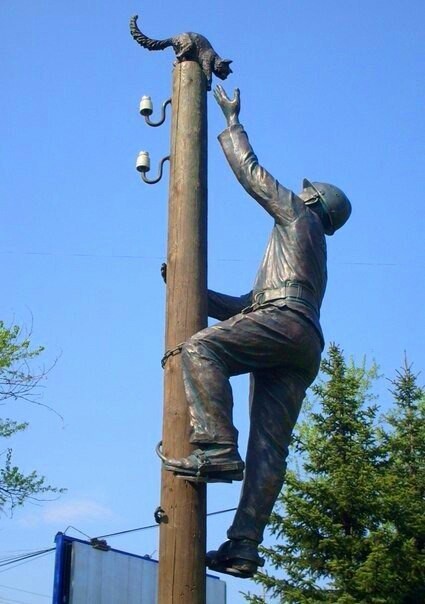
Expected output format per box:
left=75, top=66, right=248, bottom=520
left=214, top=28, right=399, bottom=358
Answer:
left=180, top=304, right=322, bottom=543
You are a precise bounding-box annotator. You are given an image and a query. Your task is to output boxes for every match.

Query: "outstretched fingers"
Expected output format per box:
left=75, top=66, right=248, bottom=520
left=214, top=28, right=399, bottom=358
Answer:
left=214, top=85, right=240, bottom=108
left=213, top=84, right=228, bottom=105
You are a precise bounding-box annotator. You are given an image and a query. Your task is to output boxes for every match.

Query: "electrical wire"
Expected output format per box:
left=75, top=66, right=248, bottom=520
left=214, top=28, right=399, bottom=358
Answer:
left=0, top=552, right=56, bottom=577
left=207, top=506, right=238, bottom=518
left=0, top=596, right=29, bottom=604
left=0, top=251, right=164, bottom=260
left=0, top=549, right=55, bottom=573
left=96, top=523, right=158, bottom=539
left=0, top=250, right=414, bottom=267
left=0, top=505, right=238, bottom=571
left=0, top=250, right=246, bottom=264
left=96, top=506, right=238, bottom=539
left=0, top=584, right=49, bottom=599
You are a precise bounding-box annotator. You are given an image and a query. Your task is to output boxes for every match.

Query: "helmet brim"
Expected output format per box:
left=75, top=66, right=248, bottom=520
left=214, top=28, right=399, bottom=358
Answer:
left=302, top=178, right=335, bottom=235
left=303, top=178, right=323, bottom=201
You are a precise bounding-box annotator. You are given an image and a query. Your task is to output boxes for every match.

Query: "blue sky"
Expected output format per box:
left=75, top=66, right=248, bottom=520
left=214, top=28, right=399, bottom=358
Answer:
left=0, top=1, right=424, bottom=602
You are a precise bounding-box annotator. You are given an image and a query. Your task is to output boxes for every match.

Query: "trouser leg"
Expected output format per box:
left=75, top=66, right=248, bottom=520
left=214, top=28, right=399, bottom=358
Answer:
left=180, top=309, right=279, bottom=446
left=180, top=306, right=321, bottom=501
left=181, top=307, right=305, bottom=447
left=181, top=334, right=238, bottom=445
left=227, top=368, right=314, bottom=543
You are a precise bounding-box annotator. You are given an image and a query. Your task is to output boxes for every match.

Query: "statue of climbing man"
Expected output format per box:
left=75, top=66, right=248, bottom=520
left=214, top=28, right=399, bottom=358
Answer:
left=159, top=84, right=352, bottom=578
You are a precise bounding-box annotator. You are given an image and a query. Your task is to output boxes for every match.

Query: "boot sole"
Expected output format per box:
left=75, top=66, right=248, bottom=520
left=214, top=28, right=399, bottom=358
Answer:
left=174, top=470, right=244, bottom=483
left=206, top=556, right=257, bottom=578
left=163, top=461, right=244, bottom=477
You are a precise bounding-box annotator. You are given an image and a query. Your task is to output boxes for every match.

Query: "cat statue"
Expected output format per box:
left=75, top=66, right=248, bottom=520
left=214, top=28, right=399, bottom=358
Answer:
left=130, top=15, right=232, bottom=90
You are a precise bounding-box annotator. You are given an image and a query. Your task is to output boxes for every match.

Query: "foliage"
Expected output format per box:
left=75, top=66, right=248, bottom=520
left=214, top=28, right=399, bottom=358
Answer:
left=375, top=361, right=425, bottom=602
left=244, top=344, right=425, bottom=603
left=0, top=321, right=64, bottom=514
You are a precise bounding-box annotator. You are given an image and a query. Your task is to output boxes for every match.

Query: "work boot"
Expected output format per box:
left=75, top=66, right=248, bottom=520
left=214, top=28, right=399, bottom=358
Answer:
left=157, top=443, right=244, bottom=483
left=206, top=538, right=264, bottom=578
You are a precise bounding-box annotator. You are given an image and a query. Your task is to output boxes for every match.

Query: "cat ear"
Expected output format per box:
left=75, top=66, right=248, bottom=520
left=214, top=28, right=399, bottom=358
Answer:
left=221, top=59, right=233, bottom=73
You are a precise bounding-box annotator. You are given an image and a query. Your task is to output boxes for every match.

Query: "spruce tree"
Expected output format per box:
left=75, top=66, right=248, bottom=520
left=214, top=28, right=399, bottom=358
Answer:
left=372, top=361, right=425, bottom=602
left=245, top=349, right=425, bottom=603
left=245, top=344, right=386, bottom=603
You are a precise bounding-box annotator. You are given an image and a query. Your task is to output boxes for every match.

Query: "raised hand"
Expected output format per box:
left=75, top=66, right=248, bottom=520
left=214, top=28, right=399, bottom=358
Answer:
left=213, top=85, right=240, bottom=127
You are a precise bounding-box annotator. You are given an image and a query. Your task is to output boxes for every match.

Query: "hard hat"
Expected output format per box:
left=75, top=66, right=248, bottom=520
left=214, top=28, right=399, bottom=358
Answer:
left=302, top=178, right=352, bottom=235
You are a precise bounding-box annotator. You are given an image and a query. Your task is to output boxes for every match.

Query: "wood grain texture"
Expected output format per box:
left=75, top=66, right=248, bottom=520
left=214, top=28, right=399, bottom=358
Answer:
left=158, top=61, right=208, bottom=604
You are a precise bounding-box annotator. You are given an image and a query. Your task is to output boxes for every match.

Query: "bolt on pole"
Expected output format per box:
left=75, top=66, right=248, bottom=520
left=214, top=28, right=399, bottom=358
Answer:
left=158, top=61, right=208, bottom=604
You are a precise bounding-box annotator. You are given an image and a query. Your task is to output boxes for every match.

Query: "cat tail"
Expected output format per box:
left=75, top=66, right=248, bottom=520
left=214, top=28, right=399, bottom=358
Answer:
left=130, top=15, right=172, bottom=51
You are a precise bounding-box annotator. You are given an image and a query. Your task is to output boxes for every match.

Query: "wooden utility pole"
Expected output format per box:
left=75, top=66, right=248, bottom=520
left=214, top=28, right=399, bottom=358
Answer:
left=158, top=61, right=208, bottom=604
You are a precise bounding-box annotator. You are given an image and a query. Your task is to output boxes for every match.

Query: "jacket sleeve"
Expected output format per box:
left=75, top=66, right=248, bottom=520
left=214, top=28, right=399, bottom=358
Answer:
left=218, top=124, right=304, bottom=223
left=208, top=289, right=252, bottom=321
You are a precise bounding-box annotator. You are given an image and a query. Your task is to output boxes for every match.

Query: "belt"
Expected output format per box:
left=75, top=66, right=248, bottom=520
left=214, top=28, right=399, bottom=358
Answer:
left=252, top=282, right=319, bottom=314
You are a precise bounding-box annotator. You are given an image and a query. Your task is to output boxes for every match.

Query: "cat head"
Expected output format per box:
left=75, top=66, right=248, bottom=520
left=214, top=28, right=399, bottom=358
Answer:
left=214, top=59, right=233, bottom=80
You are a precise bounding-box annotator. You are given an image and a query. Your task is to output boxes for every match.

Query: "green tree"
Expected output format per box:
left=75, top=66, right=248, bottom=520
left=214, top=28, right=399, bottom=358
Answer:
left=366, top=361, right=425, bottom=603
left=245, top=347, right=425, bottom=603
left=343, top=362, right=425, bottom=602
left=0, top=321, right=64, bottom=514
left=245, top=345, right=386, bottom=603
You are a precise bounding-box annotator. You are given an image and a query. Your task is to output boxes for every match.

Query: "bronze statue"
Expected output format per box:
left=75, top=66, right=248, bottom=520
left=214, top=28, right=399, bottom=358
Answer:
left=130, top=15, right=232, bottom=90
left=160, top=85, right=352, bottom=578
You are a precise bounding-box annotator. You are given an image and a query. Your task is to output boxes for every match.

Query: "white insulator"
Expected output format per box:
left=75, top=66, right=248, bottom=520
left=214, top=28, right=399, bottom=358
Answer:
left=136, top=151, right=150, bottom=173
left=139, top=95, right=153, bottom=116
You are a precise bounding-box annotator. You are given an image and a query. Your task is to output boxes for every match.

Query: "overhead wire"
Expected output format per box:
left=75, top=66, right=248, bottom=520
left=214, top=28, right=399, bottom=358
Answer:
left=0, top=583, right=50, bottom=599
left=97, top=506, right=238, bottom=539
left=0, top=505, right=238, bottom=570
left=0, top=250, right=165, bottom=260
left=0, top=550, right=55, bottom=575
left=0, top=597, right=28, bottom=604
left=0, top=504, right=239, bottom=602
left=0, top=548, right=54, bottom=569
left=0, top=595, right=38, bottom=604
left=0, top=249, right=415, bottom=267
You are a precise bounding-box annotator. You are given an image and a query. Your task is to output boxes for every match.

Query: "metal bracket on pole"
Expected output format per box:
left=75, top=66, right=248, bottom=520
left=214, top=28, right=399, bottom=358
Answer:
left=136, top=96, right=171, bottom=185
left=136, top=152, right=170, bottom=185
left=140, top=96, right=172, bottom=127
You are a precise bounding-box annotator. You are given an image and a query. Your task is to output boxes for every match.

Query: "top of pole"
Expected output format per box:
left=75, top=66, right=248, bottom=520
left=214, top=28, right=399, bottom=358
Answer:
left=129, top=14, right=233, bottom=90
